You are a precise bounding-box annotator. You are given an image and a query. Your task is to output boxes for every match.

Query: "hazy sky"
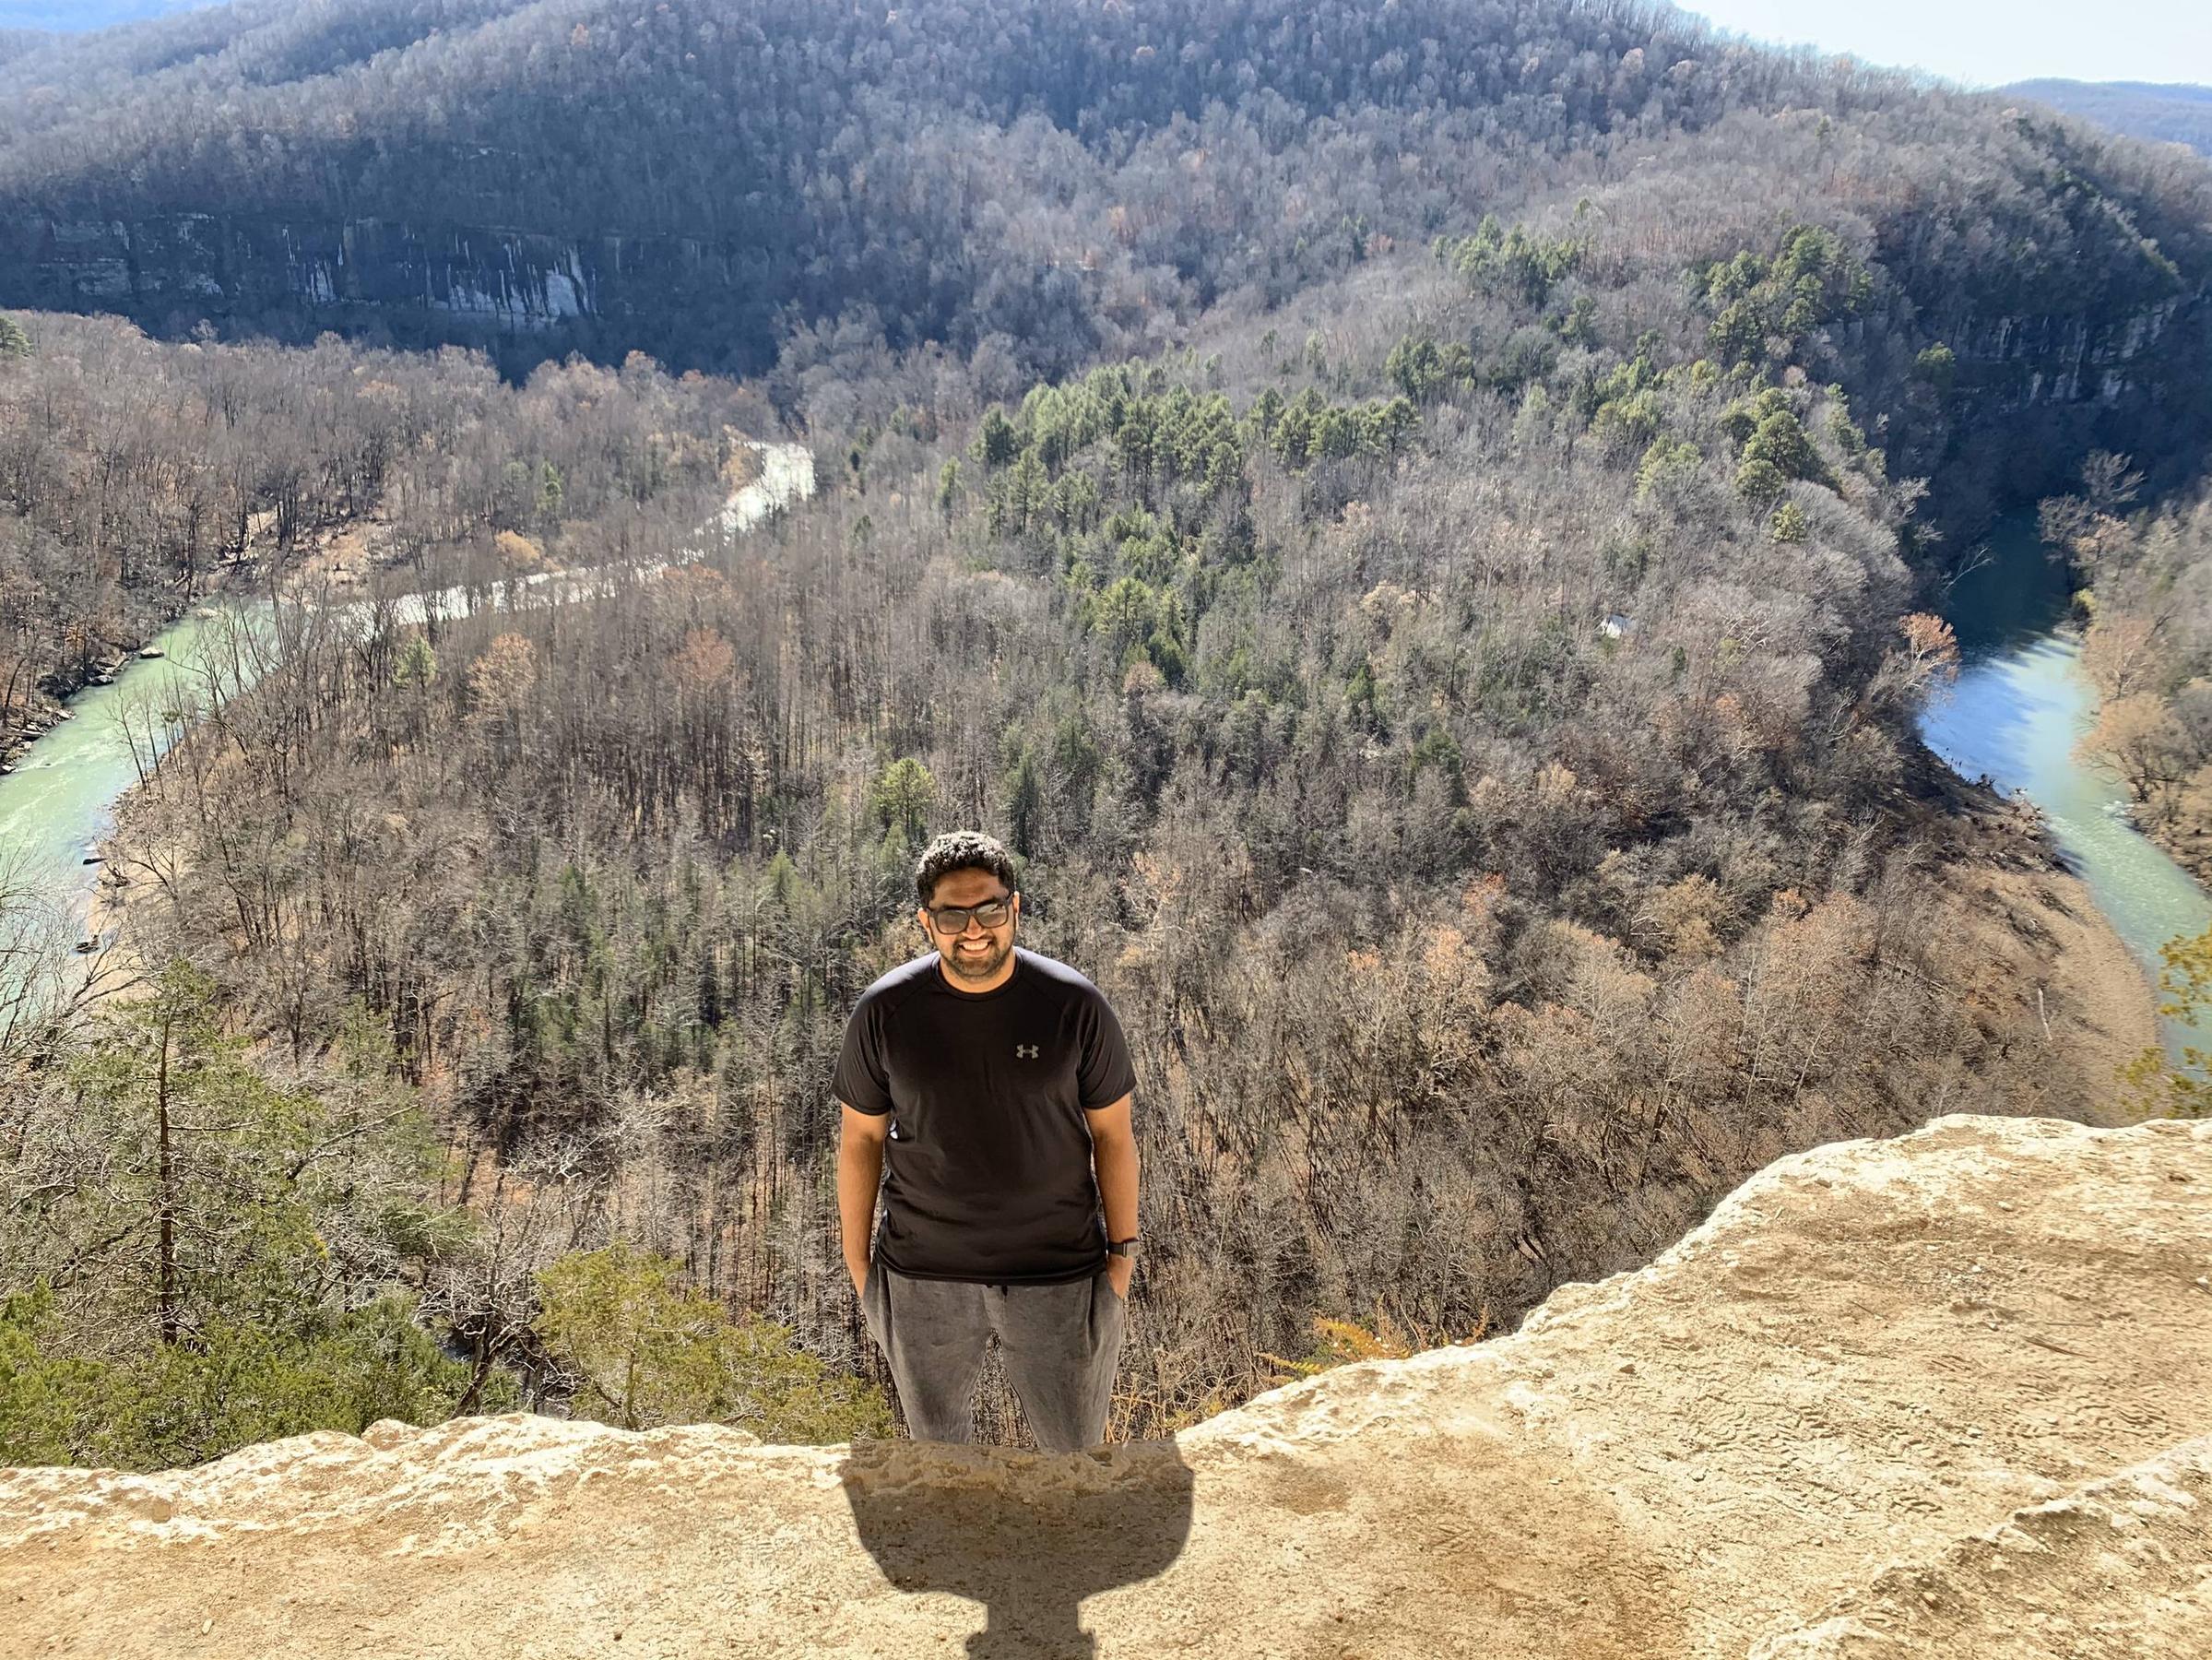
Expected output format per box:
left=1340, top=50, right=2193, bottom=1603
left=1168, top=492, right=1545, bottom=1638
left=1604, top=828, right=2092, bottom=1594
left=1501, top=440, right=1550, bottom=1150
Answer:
left=4, top=1, right=2206, bottom=88
left=0, top=0, right=219, bottom=29
left=1684, top=2, right=2212, bottom=89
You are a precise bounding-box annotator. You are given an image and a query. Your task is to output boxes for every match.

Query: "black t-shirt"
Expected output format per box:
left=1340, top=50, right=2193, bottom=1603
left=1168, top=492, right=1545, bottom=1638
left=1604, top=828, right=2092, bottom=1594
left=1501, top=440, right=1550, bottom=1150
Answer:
left=832, top=945, right=1137, bottom=1284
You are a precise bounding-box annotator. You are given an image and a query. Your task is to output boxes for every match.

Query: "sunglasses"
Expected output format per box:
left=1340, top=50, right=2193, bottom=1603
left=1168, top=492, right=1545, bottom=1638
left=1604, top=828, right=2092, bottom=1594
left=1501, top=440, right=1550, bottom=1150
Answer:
left=923, top=893, right=1014, bottom=934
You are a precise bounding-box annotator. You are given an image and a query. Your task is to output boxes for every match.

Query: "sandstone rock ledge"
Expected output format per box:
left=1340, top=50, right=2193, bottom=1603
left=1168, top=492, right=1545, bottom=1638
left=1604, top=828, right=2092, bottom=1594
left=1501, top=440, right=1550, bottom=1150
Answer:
left=4, top=1113, right=2206, bottom=1659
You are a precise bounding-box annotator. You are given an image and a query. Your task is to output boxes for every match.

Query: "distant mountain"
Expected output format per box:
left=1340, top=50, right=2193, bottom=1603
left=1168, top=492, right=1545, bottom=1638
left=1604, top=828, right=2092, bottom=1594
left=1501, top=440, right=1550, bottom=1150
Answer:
left=0, top=2, right=219, bottom=30
left=6, top=0, right=2210, bottom=414
left=2004, top=79, right=2212, bottom=156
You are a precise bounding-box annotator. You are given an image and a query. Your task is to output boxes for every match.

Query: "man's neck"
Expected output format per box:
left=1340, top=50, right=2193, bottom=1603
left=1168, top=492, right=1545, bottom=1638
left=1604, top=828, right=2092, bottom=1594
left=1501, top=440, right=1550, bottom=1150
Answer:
left=938, top=946, right=1017, bottom=995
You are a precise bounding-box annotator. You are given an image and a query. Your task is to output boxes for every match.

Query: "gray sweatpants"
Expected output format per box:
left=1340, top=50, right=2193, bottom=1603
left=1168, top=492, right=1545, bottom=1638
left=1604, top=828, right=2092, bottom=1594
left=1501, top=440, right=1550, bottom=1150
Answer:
left=859, top=1255, right=1127, bottom=1453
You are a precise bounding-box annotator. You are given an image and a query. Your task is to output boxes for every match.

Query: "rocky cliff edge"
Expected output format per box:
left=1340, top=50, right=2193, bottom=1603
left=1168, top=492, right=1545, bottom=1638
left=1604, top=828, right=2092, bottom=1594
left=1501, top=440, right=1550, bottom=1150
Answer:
left=3, top=1112, right=2206, bottom=1658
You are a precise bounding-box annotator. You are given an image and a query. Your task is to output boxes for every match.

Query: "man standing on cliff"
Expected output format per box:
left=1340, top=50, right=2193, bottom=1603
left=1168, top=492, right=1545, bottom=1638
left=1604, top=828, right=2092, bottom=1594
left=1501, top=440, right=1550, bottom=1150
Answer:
left=834, top=829, right=1140, bottom=1453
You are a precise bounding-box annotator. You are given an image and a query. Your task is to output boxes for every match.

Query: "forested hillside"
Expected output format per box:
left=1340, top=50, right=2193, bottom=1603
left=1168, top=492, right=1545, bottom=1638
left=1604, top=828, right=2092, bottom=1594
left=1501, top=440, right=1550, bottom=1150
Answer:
left=0, top=0, right=1845, bottom=383
left=2, top=0, right=2206, bottom=494
left=0, top=314, right=774, bottom=762
left=5, top=0, right=2212, bottom=1462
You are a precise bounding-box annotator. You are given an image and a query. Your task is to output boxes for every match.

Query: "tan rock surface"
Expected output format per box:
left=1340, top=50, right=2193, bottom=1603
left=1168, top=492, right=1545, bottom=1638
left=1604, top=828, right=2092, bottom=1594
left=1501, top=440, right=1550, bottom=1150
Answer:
left=1753, top=1437, right=2212, bottom=1657
left=4, top=1112, right=2206, bottom=1658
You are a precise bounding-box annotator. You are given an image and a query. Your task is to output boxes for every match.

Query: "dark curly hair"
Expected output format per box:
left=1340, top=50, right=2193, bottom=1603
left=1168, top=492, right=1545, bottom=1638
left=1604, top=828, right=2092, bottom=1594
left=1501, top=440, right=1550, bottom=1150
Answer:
left=915, top=830, right=1018, bottom=908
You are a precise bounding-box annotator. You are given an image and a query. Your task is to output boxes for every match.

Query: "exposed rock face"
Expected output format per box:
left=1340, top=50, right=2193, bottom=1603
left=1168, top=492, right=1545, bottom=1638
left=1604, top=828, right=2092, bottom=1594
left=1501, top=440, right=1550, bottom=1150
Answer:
left=1929, top=297, right=2194, bottom=408
left=4, top=1112, right=2206, bottom=1657
left=6, top=210, right=2202, bottom=408
left=0, top=212, right=780, bottom=371
left=9, top=214, right=588, bottom=325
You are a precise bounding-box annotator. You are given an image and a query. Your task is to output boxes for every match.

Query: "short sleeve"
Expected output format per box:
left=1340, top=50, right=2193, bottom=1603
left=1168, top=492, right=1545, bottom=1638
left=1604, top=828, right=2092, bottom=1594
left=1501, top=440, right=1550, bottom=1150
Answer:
left=1077, top=990, right=1137, bottom=1112
left=832, top=996, right=893, bottom=1115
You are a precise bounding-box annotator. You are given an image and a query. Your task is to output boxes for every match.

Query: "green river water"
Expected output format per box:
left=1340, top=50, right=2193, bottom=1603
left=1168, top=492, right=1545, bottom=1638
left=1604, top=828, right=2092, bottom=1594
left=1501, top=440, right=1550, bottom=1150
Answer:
left=1917, top=509, right=2210, bottom=1063
left=0, top=605, right=248, bottom=943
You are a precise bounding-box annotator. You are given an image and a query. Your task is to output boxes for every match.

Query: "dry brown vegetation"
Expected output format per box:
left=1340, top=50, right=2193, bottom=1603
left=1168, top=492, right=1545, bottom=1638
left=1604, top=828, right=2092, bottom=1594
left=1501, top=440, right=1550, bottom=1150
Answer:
left=5, top=0, right=2208, bottom=1453
left=2062, top=469, right=2212, bottom=883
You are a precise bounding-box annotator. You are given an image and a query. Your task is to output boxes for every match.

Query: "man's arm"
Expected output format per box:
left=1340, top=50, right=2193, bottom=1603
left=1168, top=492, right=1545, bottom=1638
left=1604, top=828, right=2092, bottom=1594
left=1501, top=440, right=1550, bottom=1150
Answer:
left=838, top=1101, right=890, bottom=1295
left=1083, top=1091, right=1139, bottom=1282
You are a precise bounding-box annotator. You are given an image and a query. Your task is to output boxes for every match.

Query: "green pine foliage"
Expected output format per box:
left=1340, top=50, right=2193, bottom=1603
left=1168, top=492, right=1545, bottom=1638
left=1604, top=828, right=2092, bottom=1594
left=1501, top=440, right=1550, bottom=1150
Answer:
left=392, top=634, right=437, bottom=687
left=950, top=360, right=1417, bottom=692
left=0, top=964, right=521, bottom=1470
left=1384, top=333, right=1476, bottom=404
left=1434, top=215, right=1586, bottom=309
left=1913, top=342, right=1958, bottom=394
left=40, top=961, right=423, bottom=1343
left=0, top=1282, right=518, bottom=1472
left=1697, top=224, right=1875, bottom=366
left=869, top=756, right=940, bottom=845
left=535, top=1242, right=892, bottom=1442
left=1635, top=437, right=1703, bottom=504
left=1741, top=409, right=1829, bottom=488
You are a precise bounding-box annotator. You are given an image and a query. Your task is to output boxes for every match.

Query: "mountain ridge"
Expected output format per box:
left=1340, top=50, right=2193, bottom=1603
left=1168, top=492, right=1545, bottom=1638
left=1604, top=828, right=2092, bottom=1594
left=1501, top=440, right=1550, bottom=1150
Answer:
left=2004, top=77, right=2212, bottom=155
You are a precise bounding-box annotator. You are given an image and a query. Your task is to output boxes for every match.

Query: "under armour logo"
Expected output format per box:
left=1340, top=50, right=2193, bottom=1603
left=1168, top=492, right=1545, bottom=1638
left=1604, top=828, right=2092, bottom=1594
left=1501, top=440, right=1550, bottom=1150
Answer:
left=1014, top=1043, right=1039, bottom=1059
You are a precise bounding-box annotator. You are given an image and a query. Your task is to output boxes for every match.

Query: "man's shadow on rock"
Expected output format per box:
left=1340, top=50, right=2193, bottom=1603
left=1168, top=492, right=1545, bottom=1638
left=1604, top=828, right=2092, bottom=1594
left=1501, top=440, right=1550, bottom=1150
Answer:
left=840, top=1436, right=1196, bottom=1658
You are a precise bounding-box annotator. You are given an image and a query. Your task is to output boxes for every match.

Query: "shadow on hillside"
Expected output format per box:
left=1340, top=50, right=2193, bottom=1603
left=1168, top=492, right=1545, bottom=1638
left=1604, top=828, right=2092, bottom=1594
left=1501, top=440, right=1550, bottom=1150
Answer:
left=838, top=1436, right=1196, bottom=1656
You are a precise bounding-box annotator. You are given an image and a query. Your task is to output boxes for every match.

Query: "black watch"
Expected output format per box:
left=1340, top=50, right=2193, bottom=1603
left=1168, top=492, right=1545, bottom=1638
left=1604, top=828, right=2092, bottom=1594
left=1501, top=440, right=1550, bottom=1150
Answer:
left=1106, top=1236, right=1141, bottom=1259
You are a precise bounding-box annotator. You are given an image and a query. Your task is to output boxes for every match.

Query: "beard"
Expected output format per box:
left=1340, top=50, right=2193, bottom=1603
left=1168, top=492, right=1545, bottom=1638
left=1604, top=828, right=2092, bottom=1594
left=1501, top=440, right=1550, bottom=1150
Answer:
left=946, top=932, right=1009, bottom=979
